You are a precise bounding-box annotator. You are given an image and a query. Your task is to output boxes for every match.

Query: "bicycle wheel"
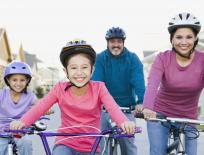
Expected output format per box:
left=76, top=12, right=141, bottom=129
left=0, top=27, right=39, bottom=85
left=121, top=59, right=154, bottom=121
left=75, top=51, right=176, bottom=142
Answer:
left=114, top=143, right=121, bottom=155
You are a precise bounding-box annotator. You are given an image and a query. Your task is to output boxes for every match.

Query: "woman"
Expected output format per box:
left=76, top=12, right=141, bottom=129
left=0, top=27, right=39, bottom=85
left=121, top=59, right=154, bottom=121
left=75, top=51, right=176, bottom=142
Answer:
left=142, top=12, right=203, bottom=155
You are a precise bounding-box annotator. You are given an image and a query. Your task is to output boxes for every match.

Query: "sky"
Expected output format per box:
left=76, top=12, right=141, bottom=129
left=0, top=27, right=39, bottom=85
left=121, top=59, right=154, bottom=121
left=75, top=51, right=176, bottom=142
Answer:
left=0, top=0, right=204, bottom=68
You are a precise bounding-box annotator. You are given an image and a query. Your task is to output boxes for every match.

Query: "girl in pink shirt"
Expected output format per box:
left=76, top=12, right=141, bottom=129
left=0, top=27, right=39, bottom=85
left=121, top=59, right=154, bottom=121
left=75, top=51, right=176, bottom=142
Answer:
left=142, top=13, right=203, bottom=155
left=10, top=39, right=136, bottom=155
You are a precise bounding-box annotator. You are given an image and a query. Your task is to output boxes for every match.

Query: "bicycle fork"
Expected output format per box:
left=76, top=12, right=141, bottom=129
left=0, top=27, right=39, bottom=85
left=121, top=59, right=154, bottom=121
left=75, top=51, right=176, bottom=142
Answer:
left=167, top=129, right=186, bottom=155
left=108, top=137, right=119, bottom=155
left=8, top=138, right=19, bottom=155
left=177, top=132, right=186, bottom=155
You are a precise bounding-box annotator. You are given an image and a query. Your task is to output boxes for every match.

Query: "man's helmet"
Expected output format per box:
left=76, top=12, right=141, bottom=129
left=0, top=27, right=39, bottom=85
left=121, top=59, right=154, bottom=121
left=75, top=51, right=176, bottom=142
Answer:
left=168, top=12, right=201, bottom=34
left=105, top=27, right=126, bottom=40
left=60, top=39, right=96, bottom=67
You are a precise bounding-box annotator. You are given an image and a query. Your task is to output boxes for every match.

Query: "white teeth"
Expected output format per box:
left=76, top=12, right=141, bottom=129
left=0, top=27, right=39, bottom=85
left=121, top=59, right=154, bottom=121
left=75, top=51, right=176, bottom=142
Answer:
left=75, top=77, right=84, bottom=82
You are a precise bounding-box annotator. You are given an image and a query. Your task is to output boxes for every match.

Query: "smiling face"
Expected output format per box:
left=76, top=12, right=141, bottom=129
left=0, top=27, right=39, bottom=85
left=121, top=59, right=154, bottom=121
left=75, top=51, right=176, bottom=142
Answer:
left=171, top=28, right=197, bottom=57
left=7, top=74, right=29, bottom=93
left=65, top=53, right=92, bottom=88
left=107, top=38, right=124, bottom=56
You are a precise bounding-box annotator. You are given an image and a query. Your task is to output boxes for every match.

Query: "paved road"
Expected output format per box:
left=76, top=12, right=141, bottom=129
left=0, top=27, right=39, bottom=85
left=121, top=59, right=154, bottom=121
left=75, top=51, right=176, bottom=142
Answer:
left=32, top=105, right=204, bottom=154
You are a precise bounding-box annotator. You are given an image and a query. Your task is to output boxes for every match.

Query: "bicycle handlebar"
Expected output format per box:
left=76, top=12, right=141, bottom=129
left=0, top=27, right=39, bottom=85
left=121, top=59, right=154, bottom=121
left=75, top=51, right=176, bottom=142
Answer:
left=135, top=112, right=204, bottom=125
left=2, top=124, right=142, bottom=155
left=4, top=126, right=142, bottom=136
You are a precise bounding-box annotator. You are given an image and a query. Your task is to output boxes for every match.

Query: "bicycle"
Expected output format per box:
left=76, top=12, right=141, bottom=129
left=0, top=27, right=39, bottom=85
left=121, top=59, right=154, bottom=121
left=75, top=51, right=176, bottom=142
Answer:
left=3, top=123, right=142, bottom=155
left=0, top=117, right=48, bottom=155
left=102, top=106, right=136, bottom=155
left=135, top=113, right=204, bottom=155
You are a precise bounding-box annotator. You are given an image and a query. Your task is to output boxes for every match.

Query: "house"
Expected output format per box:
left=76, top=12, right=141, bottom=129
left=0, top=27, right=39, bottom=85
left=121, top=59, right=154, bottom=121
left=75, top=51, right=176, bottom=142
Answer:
left=0, top=28, right=13, bottom=88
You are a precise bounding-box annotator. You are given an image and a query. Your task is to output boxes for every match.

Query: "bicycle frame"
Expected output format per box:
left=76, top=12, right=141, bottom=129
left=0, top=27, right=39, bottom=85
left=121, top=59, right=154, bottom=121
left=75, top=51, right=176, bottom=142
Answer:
left=0, top=117, right=48, bottom=155
left=166, top=123, right=187, bottom=155
left=158, top=117, right=204, bottom=155
left=107, top=119, right=121, bottom=155
left=103, top=106, right=135, bottom=155
left=4, top=127, right=142, bottom=155
left=135, top=113, right=204, bottom=155
left=0, top=134, right=19, bottom=155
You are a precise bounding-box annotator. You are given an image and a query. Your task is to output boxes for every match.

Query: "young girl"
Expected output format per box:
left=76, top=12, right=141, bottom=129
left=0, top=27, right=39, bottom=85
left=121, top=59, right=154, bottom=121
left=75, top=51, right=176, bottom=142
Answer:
left=0, top=61, right=37, bottom=155
left=10, top=39, right=136, bottom=155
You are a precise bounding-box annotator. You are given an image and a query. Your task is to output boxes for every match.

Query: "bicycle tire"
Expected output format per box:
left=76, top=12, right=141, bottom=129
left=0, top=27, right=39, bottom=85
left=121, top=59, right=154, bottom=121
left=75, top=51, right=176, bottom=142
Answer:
left=108, top=138, right=121, bottom=155
left=112, top=143, right=121, bottom=155
left=167, top=139, right=179, bottom=154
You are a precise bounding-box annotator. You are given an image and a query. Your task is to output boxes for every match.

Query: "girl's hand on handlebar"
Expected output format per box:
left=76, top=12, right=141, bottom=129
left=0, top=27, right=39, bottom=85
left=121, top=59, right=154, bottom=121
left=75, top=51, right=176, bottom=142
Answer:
left=45, top=108, right=54, bottom=115
left=10, top=120, right=25, bottom=130
left=120, top=121, right=136, bottom=134
left=142, top=108, right=156, bottom=119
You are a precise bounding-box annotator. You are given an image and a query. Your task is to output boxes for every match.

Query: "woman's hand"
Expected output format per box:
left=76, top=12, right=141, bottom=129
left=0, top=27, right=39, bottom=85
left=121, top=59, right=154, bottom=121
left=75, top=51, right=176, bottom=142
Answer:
left=120, top=121, right=136, bottom=134
left=142, top=108, right=156, bottom=119
left=10, top=120, right=25, bottom=130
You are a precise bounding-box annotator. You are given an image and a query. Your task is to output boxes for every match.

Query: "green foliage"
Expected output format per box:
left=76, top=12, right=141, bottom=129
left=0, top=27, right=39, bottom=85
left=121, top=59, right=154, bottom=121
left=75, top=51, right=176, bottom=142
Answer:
left=35, top=86, right=45, bottom=98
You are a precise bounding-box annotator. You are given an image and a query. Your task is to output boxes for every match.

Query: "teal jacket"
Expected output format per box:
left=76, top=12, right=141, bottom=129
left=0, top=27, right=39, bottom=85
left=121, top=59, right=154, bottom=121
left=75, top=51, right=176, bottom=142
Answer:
left=91, top=47, right=145, bottom=107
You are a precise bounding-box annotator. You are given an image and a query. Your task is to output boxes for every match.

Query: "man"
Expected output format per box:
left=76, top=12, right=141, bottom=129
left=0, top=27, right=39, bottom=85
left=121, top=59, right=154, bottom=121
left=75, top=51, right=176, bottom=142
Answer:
left=92, top=27, right=145, bottom=155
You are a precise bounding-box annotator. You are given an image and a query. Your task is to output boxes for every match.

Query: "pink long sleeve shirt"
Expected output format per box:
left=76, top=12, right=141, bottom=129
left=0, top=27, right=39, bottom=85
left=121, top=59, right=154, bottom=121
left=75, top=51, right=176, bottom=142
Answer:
left=143, top=50, right=204, bottom=119
left=21, top=81, right=128, bottom=152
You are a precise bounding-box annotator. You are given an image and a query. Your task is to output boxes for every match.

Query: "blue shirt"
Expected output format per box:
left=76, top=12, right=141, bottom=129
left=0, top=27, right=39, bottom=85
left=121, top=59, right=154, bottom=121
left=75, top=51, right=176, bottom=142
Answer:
left=92, top=47, right=145, bottom=107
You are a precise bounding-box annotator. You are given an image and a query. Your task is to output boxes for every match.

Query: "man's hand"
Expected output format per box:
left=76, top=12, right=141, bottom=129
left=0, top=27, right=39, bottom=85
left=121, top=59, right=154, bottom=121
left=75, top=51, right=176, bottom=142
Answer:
left=135, top=104, right=143, bottom=113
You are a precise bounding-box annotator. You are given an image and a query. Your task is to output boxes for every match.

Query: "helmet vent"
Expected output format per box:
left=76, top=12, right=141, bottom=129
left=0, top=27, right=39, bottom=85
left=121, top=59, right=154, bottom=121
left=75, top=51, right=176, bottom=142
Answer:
left=169, top=22, right=173, bottom=25
left=186, top=13, right=190, bottom=19
left=60, top=39, right=96, bottom=67
left=168, top=12, right=201, bottom=34
left=4, top=61, right=32, bottom=81
left=179, top=14, right=182, bottom=20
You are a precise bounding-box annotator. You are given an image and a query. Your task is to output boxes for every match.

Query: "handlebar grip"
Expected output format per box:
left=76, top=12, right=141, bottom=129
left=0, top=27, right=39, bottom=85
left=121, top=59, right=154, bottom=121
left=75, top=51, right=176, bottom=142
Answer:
left=135, top=113, right=144, bottom=118
left=156, top=114, right=166, bottom=119
left=135, top=127, right=142, bottom=133
left=135, top=112, right=166, bottom=119
left=39, top=116, right=50, bottom=121
left=33, top=121, right=47, bottom=131
left=116, top=127, right=142, bottom=134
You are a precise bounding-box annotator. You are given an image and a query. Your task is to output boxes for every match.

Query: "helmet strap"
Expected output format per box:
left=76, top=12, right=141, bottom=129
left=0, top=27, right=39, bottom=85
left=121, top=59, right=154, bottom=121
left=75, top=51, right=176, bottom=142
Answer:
left=5, top=77, right=30, bottom=94
left=70, top=81, right=89, bottom=88
left=172, top=47, right=194, bottom=59
left=65, top=67, right=92, bottom=89
left=172, top=38, right=197, bottom=59
left=8, top=86, right=27, bottom=94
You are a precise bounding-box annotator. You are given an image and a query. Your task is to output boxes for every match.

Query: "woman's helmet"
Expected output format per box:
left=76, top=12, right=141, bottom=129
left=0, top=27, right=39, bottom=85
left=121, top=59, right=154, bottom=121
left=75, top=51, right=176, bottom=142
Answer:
left=4, top=61, right=32, bottom=86
left=60, top=39, right=96, bottom=67
left=105, top=27, right=126, bottom=40
left=168, top=12, right=201, bottom=34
